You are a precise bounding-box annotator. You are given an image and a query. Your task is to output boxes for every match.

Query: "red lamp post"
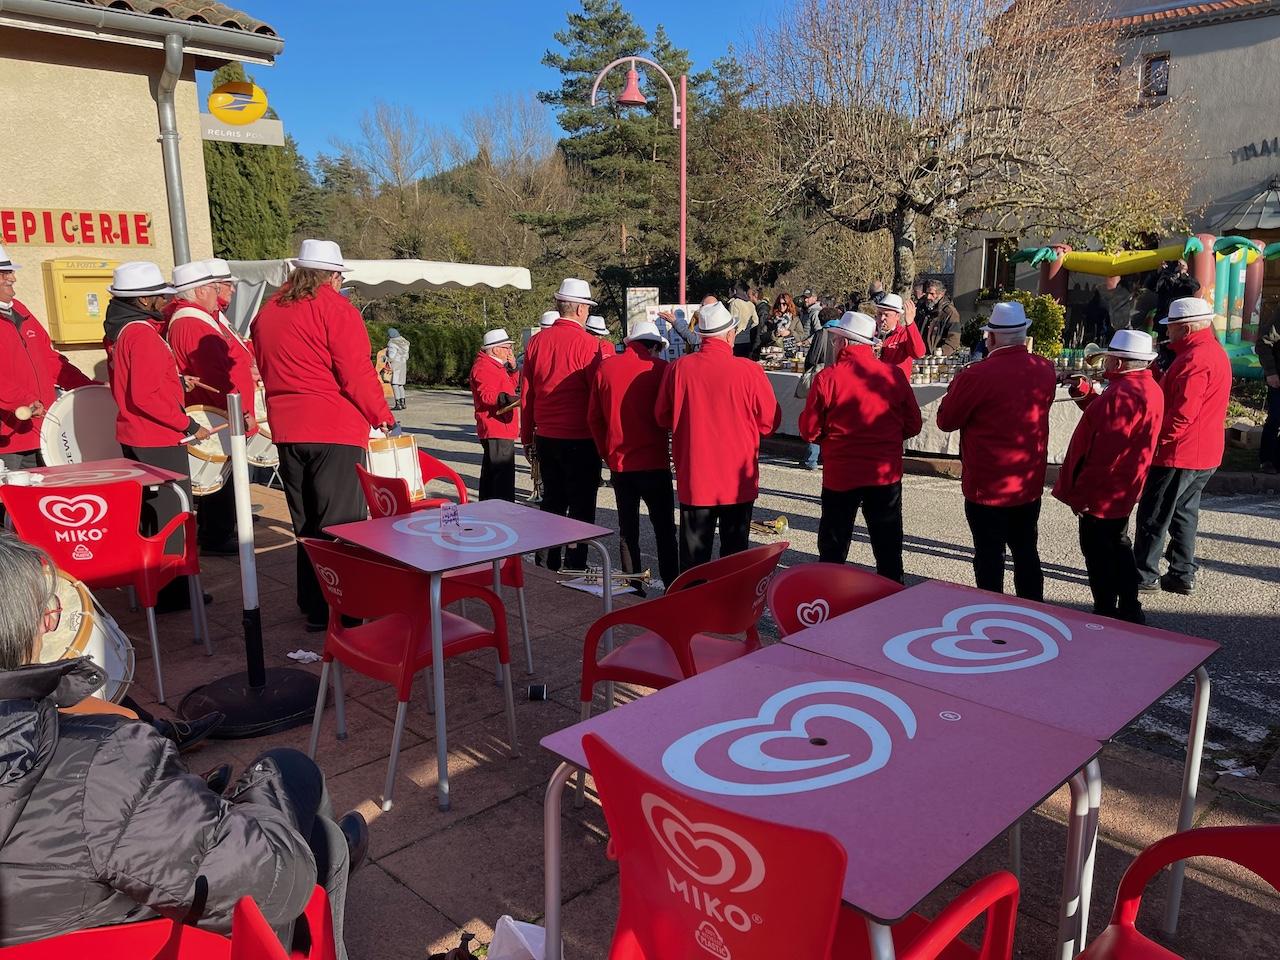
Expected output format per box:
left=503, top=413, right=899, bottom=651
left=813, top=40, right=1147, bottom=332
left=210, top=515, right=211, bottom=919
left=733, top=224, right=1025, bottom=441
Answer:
left=590, top=56, right=688, bottom=307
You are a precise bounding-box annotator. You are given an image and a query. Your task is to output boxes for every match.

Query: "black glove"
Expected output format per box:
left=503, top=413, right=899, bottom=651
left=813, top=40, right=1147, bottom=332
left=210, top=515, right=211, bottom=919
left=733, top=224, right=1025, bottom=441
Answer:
left=496, top=392, right=517, bottom=407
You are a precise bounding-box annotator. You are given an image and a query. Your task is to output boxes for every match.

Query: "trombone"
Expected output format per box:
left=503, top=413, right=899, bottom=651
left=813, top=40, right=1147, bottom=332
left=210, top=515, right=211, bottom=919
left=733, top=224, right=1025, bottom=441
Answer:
left=750, top=515, right=790, bottom=537
left=559, top=567, right=652, bottom=587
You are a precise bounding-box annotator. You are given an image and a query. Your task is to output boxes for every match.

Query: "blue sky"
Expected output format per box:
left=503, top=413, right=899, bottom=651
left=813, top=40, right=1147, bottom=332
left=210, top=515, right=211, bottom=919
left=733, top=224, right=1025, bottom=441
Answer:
left=200, top=1, right=783, bottom=161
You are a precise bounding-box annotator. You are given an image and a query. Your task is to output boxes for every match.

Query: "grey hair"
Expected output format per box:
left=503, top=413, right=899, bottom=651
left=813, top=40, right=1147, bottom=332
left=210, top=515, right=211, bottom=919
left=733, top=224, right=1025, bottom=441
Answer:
left=1118, top=357, right=1151, bottom=371
left=988, top=329, right=1027, bottom=347
left=0, top=534, right=56, bottom=670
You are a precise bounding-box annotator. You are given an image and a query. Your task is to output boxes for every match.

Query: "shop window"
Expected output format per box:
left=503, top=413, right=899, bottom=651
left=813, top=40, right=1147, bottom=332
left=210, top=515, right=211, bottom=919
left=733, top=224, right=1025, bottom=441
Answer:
left=1141, top=53, right=1170, bottom=100
left=981, top=238, right=1015, bottom=295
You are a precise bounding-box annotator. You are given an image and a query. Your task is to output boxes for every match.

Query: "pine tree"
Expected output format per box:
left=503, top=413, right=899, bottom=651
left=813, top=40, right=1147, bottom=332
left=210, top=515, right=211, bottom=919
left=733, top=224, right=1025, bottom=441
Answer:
left=203, top=63, right=301, bottom=259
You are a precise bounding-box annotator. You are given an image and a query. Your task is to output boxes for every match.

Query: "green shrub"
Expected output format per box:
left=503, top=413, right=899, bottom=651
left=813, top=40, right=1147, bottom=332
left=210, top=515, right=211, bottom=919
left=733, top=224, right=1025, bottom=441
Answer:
left=961, top=315, right=985, bottom=349
left=365, top=319, right=485, bottom=387
left=1001, top=289, right=1065, bottom=359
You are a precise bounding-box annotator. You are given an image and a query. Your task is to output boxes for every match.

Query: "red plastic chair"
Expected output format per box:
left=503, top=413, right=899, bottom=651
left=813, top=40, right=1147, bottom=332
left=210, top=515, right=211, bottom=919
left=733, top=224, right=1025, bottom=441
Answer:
left=583, top=732, right=1019, bottom=960
left=1077, top=826, right=1280, bottom=959
left=0, top=479, right=209, bottom=704
left=301, top=538, right=518, bottom=811
left=766, top=562, right=905, bottom=637
left=355, top=458, right=535, bottom=674
left=231, top=886, right=337, bottom=960
left=578, top=543, right=786, bottom=723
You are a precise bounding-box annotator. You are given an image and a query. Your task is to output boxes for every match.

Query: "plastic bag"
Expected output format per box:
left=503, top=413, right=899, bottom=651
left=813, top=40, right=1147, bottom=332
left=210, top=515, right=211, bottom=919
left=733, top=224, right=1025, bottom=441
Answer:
left=488, top=915, right=555, bottom=960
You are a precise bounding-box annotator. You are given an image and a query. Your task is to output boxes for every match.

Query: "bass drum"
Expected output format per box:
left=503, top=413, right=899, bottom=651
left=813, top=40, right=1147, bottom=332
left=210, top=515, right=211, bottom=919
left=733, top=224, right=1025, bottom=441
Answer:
left=246, top=384, right=278, bottom=468
left=367, top=429, right=425, bottom=501
left=40, top=385, right=123, bottom=465
left=38, top=571, right=135, bottom=703
left=186, top=406, right=231, bottom=496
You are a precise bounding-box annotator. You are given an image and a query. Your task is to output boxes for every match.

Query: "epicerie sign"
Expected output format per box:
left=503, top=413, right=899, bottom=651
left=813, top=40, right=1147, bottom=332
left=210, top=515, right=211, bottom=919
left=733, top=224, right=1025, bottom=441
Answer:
left=0, top=207, right=153, bottom=248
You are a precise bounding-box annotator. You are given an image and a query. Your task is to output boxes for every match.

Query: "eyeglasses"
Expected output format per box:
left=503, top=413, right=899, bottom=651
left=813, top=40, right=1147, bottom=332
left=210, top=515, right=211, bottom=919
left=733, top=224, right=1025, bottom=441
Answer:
left=42, top=594, right=62, bottom=633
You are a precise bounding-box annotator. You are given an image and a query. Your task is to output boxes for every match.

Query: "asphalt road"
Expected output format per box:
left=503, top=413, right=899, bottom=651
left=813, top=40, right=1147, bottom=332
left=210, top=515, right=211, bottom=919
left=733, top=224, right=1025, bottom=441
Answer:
left=400, top=387, right=1280, bottom=769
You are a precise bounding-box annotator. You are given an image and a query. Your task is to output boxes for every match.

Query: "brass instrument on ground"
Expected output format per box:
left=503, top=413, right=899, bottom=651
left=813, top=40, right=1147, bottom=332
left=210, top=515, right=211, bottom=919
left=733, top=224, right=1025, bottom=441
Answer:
left=750, top=515, right=789, bottom=537
left=559, top=567, right=652, bottom=587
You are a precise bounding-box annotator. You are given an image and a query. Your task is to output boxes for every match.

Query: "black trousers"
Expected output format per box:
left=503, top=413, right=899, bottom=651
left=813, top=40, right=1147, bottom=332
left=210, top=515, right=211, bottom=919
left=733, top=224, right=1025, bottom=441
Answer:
left=534, top=435, right=600, bottom=570
left=818, top=482, right=904, bottom=583
left=0, top=449, right=42, bottom=471
left=122, top=443, right=195, bottom=608
left=1078, top=513, right=1142, bottom=617
left=197, top=478, right=237, bottom=548
left=679, top=502, right=753, bottom=572
left=613, top=469, right=680, bottom=587
left=278, top=443, right=367, bottom=622
left=1133, top=465, right=1214, bottom=585
left=478, top=438, right=516, bottom=502
left=1260, top=385, right=1280, bottom=468
left=964, top=498, right=1044, bottom=601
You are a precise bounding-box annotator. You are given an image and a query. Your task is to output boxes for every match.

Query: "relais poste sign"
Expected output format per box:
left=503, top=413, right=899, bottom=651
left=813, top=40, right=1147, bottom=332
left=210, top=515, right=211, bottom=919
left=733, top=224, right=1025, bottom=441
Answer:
left=207, top=81, right=269, bottom=125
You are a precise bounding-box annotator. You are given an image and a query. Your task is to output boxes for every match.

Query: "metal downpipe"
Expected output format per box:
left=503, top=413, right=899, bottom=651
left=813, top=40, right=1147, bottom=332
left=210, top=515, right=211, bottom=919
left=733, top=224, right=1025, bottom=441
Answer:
left=157, top=32, right=190, bottom=264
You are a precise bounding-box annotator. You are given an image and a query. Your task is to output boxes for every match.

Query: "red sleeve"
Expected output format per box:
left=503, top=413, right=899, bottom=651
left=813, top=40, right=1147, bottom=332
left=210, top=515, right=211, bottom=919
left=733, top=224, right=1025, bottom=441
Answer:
left=228, top=340, right=257, bottom=418
left=936, top=369, right=977, bottom=433
left=1160, top=365, right=1208, bottom=446
left=587, top=367, right=608, bottom=457
left=798, top=371, right=827, bottom=443
left=172, top=318, right=236, bottom=396
left=124, top=329, right=189, bottom=433
left=327, top=298, right=393, bottom=428
left=654, top=360, right=678, bottom=433
left=753, top=366, right=780, bottom=436
left=519, top=342, right=537, bottom=447
left=898, top=370, right=923, bottom=439
left=905, top=320, right=925, bottom=360
left=48, top=339, right=95, bottom=389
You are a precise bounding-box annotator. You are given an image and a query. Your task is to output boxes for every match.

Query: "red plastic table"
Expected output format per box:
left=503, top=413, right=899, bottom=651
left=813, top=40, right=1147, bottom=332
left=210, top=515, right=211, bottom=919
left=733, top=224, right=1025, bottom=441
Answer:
left=781, top=580, right=1220, bottom=955
left=540, top=644, right=1101, bottom=960
left=328, top=498, right=613, bottom=810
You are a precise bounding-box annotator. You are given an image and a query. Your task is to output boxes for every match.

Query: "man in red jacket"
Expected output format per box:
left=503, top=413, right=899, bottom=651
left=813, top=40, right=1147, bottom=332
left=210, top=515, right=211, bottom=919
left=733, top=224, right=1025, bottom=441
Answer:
left=875, top=294, right=925, bottom=379
left=104, top=261, right=212, bottom=613
left=1133, top=297, right=1232, bottom=595
left=1053, top=330, right=1165, bottom=623
left=520, top=278, right=603, bottom=571
left=470, top=328, right=520, bottom=502
left=588, top=320, right=678, bottom=590
left=0, top=245, right=96, bottom=470
left=166, top=260, right=259, bottom=554
left=253, top=240, right=394, bottom=629
left=800, top=311, right=923, bottom=581
left=937, top=301, right=1056, bottom=600
left=656, top=300, right=781, bottom=570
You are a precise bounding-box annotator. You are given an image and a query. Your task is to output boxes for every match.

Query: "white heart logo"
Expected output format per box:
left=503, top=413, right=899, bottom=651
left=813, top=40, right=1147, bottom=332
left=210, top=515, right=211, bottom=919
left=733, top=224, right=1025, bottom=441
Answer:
left=663, top=681, right=916, bottom=797
left=37, top=494, right=107, bottom=528
left=315, top=565, right=340, bottom=589
left=391, top=515, right=519, bottom=553
left=641, top=793, right=765, bottom=893
left=796, top=599, right=829, bottom=627
left=882, top=603, right=1072, bottom=675
left=41, top=468, right=145, bottom=487
left=371, top=486, right=398, bottom=518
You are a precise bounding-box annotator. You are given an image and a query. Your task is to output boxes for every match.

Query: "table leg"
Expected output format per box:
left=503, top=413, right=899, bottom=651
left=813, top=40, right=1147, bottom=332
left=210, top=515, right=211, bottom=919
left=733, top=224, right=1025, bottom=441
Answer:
left=866, top=921, right=896, bottom=960
left=429, top=572, right=450, bottom=811
left=586, top=539, right=614, bottom=710
left=1162, top=666, right=1211, bottom=937
left=1056, top=768, right=1090, bottom=960
left=1077, top=759, right=1103, bottom=952
left=1009, top=821, right=1022, bottom=884
left=492, top=560, right=503, bottom=685
left=544, top=762, right=574, bottom=960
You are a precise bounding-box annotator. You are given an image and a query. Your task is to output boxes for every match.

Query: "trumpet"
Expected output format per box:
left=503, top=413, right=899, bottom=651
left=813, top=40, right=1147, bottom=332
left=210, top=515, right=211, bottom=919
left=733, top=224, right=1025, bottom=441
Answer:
left=559, top=567, right=651, bottom=587
left=750, top=515, right=790, bottom=536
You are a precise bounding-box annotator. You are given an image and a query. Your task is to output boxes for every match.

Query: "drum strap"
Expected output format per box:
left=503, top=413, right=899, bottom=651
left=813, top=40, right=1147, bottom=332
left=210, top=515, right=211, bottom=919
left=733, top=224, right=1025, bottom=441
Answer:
left=170, top=306, right=253, bottom=359
left=120, top=320, right=176, bottom=358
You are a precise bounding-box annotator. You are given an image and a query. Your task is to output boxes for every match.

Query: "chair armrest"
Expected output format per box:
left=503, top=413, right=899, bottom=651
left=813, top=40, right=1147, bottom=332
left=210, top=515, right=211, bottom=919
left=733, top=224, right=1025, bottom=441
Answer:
left=143, top=511, right=196, bottom=559
left=900, top=871, right=1018, bottom=960
left=440, top=579, right=509, bottom=643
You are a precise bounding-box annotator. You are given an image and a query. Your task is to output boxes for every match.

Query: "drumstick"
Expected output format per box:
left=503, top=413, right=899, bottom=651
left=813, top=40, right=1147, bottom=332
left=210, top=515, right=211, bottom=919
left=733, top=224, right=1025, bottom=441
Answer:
left=184, top=376, right=212, bottom=392
left=497, top=398, right=520, bottom=415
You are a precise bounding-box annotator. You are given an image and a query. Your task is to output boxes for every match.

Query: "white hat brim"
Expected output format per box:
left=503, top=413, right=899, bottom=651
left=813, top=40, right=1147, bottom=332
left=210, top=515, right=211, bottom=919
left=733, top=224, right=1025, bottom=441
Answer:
left=697, top=319, right=735, bottom=335
left=484, top=338, right=513, bottom=348
left=980, top=321, right=1030, bottom=333
left=1104, top=349, right=1158, bottom=361
left=626, top=333, right=668, bottom=349
left=0, top=263, right=20, bottom=271
left=292, top=258, right=354, bottom=273
left=1158, top=310, right=1214, bottom=325
left=108, top=282, right=176, bottom=297
left=555, top=295, right=597, bottom=307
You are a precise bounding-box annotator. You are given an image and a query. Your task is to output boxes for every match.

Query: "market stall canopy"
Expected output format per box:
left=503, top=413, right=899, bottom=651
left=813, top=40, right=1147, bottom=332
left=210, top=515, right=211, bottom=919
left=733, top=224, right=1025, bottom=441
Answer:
left=225, top=258, right=533, bottom=334
left=1215, top=176, right=1280, bottom=233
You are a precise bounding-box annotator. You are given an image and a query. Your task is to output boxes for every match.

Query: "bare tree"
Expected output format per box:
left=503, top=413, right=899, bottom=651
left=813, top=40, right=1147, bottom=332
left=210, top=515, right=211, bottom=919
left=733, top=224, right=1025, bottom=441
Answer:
left=752, top=0, right=1193, bottom=291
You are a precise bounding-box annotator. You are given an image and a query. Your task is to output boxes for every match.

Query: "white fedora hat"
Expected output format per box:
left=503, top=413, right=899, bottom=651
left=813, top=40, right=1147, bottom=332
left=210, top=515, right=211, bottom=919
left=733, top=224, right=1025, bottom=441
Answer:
left=1103, top=329, right=1158, bottom=361
left=204, top=257, right=238, bottom=283
left=1159, top=296, right=1214, bottom=325
left=171, top=260, right=220, bottom=293
left=482, top=328, right=512, bottom=348
left=875, top=293, right=904, bottom=314
left=586, top=315, right=609, bottom=336
left=980, top=301, right=1030, bottom=332
left=292, top=238, right=351, bottom=273
left=539, top=310, right=559, bottom=328
left=696, top=300, right=735, bottom=336
left=828, top=311, right=877, bottom=345
left=108, top=261, right=175, bottom=297
left=554, top=277, right=597, bottom=306
left=0, top=245, right=20, bottom=271
left=625, top=319, right=669, bottom=349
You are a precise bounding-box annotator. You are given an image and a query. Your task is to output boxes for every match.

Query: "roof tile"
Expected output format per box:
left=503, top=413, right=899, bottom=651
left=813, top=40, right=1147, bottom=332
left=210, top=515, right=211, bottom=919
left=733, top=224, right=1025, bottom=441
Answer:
left=69, top=0, right=276, bottom=36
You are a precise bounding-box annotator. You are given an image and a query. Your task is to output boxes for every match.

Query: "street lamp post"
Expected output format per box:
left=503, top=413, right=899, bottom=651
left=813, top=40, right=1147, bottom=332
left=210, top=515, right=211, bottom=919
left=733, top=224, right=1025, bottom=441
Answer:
left=590, top=56, right=687, bottom=307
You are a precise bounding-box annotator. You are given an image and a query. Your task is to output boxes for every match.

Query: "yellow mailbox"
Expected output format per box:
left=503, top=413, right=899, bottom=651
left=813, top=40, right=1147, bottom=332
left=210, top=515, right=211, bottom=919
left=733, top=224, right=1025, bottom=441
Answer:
left=41, top=258, right=119, bottom=345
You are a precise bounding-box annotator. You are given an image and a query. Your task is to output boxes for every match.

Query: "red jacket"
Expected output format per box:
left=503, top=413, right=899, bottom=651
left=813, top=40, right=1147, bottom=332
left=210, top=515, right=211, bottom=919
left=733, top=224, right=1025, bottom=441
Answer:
left=799, top=343, right=923, bottom=490
left=595, top=338, right=615, bottom=360
left=519, top=318, right=600, bottom=444
left=655, top=337, right=780, bottom=506
left=936, top=344, right=1056, bottom=506
left=1053, top=369, right=1164, bottom=519
left=879, top=320, right=926, bottom=378
left=1153, top=328, right=1231, bottom=470
left=252, top=284, right=393, bottom=447
left=0, top=299, right=95, bottom=453
left=104, top=303, right=197, bottom=448
left=165, top=301, right=257, bottom=423
left=470, top=352, right=520, bottom=440
left=588, top=342, right=670, bottom=473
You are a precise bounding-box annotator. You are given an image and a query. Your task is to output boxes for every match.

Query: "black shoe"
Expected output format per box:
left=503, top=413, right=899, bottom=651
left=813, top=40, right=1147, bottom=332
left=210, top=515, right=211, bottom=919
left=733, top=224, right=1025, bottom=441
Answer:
left=155, top=591, right=213, bottom=614
left=203, top=762, right=233, bottom=794
left=1261, top=462, right=1278, bottom=475
left=1159, top=574, right=1195, bottom=596
left=1137, top=580, right=1161, bottom=594
left=200, top=539, right=239, bottom=557
left=305, top=618, right=328, bottom=633
left=339, top=811, right=369, bottom=873
left=154, top=712, right=224, bottom=752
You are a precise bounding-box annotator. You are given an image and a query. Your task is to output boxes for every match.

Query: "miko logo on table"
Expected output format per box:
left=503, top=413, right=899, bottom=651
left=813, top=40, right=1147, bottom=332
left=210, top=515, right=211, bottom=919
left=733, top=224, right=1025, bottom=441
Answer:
left=882, top=603, right=1072, bottom=675
left=662, top=681, right=917, bottom=797
left=38, top=494, right=109, bottom=546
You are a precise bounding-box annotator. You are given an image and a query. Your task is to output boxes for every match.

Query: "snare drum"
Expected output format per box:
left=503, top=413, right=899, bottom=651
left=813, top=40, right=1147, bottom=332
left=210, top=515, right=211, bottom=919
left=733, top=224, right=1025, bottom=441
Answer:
left=186, top=406, right=231, bottom=496
left=246, top=385, right=278, bottom=468
left=366, top=431, right=426, bottom=501
left=40, top=385, right=123, bottom=465
left=38, top=572, right=135, bottom=703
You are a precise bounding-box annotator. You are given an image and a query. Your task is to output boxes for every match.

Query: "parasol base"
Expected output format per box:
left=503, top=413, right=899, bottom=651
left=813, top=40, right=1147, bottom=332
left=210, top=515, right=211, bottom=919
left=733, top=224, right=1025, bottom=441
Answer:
left=179, top=667, right=319, bottom=740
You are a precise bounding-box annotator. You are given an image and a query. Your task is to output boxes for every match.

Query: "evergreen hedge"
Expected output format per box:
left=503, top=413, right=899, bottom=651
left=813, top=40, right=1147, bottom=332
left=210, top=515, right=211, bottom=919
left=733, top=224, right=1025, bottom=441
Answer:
left=365, top=320, right=486, bottom=386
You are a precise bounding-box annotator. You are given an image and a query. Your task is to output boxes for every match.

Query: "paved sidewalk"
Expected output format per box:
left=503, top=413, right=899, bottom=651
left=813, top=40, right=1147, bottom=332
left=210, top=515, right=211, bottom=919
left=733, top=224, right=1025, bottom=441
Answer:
left=97, top=386, right=1277, bottom=958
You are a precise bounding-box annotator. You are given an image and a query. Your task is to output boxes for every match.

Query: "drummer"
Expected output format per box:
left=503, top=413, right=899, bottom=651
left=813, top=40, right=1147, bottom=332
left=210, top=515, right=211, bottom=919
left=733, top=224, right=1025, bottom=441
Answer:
left=103, top=262, right=211, bottom=614
left=253, top=240, right=394, bottom=631
left=166, top=261, right=258, bottom=556
left=0, top=244, right=97, bottom=471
